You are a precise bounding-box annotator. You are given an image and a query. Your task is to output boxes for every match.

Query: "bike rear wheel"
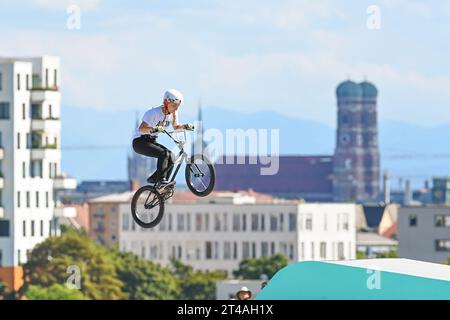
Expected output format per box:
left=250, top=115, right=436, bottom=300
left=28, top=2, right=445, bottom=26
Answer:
left=131, top=185, right=165, bottom=228
left=185, top=154, right=216, bottom=197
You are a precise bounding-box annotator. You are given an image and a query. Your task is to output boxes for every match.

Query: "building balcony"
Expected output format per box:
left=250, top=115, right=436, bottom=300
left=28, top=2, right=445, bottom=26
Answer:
left=30, top=146, right=59, bottom=160
left=53, top=175, right=77, bottom=190
left=31, top=118, right=60, bottom=132
left=0, top=207, right=4, bottom=218
left=31, top=84, right=59, bottom=91
left=30, top=90, right=60, bottom=103
left=54, top=206, right=77, bottom=218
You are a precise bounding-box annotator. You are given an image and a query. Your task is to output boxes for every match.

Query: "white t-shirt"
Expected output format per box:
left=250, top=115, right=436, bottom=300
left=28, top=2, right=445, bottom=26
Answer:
left=133, top=105, right=177, bottom=140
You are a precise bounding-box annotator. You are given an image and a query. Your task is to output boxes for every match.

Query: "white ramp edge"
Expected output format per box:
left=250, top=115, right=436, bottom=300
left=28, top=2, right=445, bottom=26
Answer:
left=324, top=258, right=450, bottom=282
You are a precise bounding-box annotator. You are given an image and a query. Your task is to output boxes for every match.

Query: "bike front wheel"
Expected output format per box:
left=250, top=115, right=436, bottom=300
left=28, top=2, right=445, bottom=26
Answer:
left=185, top=154, right=216, bottom=197
left=131, top=185, right=165, bottom=228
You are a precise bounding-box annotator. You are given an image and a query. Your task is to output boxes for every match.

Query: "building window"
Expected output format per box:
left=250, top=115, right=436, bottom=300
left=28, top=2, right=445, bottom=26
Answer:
left=17, top=133, right=20, bottom=149
left=168, top=214, right=172, bottom=231
left=232, top=214, right=240, bottom=231
left=311, top=242, right=315, bottom=260
left=186, top=213, right=191, bottom=231
left=0, top=220, right=9, bottom=237
left=0, top=72, right=2, bottom=90
left=18, top=250, right=21, bottom=265
left=242, top=214, right=247, bottom=231
left=54, top=69, right=57, bottom=87
left=288, top=243, right=294, bottom=260
left=242, top=242, right=250, bottom=259
left=22, top=103, right=26, bottom=119
left=31, top=220, right=35, bottom=237
left=261, top=242, right=269, bottom=257
left=26, top=191, right=30, bottom=208
left=270, top=214, right=278, bottom=231
left=435, top=215, right=450, bottom=227
left=195, top=213, right=202, bottom=231
left=17, top=73, right=20, bottom=90
left=23, top=221, right=26, bottom=237
left=251, top=213, right=259, bottom=231
left=17, top=191, right=21, bottom=208
left=261, top=214, right=265, bottom=231
left=233, top=242, right=238, bottom=260
left=26, top=74, right=29, bottom=90
left=36, top=191, right=39, bottom=208
left=46, top=192, right=49, bottom=208
left=251, top=242, right=256, bottom=258
left=22, top=162, right=26, bottom=178
left=122, top=214, right=129, bottom=231
left=435, top=240, right=450, bottom=252
left=342, top=213, right=349, bottom=231
left=288, top=213, right=296, bottom=231
left=40, top=220, right=43, bottom=236
left=338, top=242, right=344, bottom=259
left=305, top=214, right=313, bottom=231
left=279, top=213, right=284, bottom=231
left=214, top=213, right=221, bottom=231
left=320, top=242, right=327, bottom=259
left=177, top=213, right=185, bottom=231
left=31, top=104, right=42, bottom=119
left=205, top=242, right=212, bottom=259
left=223, top=213, right=228, bottom=232
left=0, top=132, right=2, bottom=147
left=223, top=242, right=231, bottom=260
left=0, top=102, right=10, bottom=119
left=409, top=215, right=418, bottom=227
left=45, top=68, right=49, bottom=87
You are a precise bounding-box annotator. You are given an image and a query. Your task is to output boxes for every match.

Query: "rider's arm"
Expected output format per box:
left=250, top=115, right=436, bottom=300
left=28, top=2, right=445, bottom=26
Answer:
left=172, top=111, right=184, bottom=130
left=138, top=121, right=155, bottom=134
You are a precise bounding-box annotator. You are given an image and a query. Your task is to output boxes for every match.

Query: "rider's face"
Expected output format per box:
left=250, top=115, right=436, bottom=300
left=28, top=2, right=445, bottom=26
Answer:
left=164, top=100, right=180, bottom=113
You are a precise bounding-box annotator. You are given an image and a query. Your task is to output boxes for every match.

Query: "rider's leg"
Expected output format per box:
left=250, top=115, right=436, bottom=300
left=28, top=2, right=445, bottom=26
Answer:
left=132, top=137, right=167, bottom=182
left=152, top=141, right=176, bottom=180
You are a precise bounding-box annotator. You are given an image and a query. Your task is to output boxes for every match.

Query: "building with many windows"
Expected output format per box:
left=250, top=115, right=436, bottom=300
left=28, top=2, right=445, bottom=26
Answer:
left=117, top=190, right=357, bottom=276
left=398, top=206, right=450, bottom=263
left=0, top=56, right=75, bottom=292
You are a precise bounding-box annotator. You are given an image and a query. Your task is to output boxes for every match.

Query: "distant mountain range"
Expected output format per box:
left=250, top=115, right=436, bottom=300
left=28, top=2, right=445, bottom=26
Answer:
left=61, top=105, right=450, bottom=189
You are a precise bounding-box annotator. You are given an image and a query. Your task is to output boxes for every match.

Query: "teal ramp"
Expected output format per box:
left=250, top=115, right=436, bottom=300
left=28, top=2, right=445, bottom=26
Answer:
left=255, top=259, right=450, bottom=300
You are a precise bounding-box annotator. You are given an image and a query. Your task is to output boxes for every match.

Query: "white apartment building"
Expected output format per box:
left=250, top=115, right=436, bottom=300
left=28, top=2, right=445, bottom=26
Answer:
left=0, top=56, right=76, bottom=291
left=117, top=191, right=357, bottom=276
left=398, top=206, right=450, bottom=264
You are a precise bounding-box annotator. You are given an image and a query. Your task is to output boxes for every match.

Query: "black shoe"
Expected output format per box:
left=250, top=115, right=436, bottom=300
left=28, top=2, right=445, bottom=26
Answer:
left=147, top=176, right=157, bottom=184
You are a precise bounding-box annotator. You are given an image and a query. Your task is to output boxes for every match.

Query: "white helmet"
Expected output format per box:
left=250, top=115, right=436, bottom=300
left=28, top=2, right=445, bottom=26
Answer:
left=163, top=89, right=183, bottom=105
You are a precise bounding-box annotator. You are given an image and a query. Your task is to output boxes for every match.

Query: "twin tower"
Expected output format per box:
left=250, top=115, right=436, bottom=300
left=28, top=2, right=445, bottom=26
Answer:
left=333, top=80, right=380, bottom=202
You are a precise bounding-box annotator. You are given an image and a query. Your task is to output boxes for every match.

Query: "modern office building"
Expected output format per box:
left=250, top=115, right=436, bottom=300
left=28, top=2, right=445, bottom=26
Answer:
left=117, top=190, right=357, bottom=276
left=0, top=56, right=76, bottom=292
left=398, top=206, right=450, bottom=263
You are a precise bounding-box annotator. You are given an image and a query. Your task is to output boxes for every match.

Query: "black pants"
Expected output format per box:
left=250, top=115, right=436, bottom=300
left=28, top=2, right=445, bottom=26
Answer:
left=132, top=135, right=175, bottom=181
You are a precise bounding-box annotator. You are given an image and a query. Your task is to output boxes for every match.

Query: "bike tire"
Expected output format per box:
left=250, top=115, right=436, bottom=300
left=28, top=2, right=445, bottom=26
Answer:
left=185, top=154, right=216, bottom=197
left=131, top=185, right=165, bottom=228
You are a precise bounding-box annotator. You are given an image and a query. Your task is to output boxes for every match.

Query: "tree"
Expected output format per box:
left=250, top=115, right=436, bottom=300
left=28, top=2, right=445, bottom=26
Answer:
left=170, top=259, right=227, bottom=300
left=376, top=249, right=398, bottom=258
left=22, top=232, right=125, bottom=300
left=0, top=281, right=6, bottom=298
left=110, top=249, right=180, bottom=300
left=233, top=254, right=288, bottom=280
left=26, top=284, right=89, bottom=300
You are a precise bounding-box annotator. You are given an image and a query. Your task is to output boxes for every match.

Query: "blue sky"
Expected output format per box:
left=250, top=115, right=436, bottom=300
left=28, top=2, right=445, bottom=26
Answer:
left=1, top=0, right=450, bottom=127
